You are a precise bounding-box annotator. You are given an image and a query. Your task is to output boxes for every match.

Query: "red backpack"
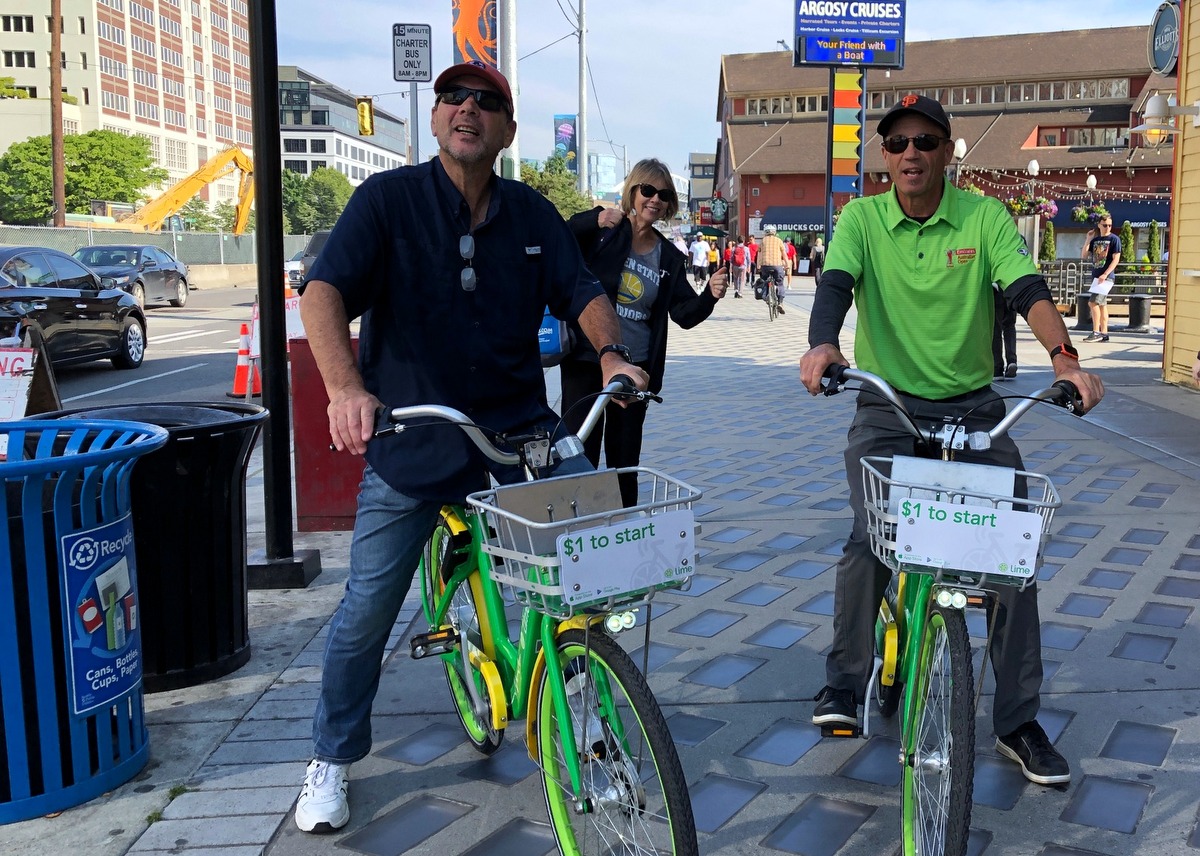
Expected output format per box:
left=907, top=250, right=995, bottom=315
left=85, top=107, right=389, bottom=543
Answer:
left=732, top=245, right=746, bottom=266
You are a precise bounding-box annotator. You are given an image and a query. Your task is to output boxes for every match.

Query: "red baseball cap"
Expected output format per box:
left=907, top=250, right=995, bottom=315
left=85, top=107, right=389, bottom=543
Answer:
left=433, top=60, right=514, bottom=113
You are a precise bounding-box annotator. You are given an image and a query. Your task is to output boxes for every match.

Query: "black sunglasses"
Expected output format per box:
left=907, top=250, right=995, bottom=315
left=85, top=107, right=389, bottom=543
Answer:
left=437, top=86, right=508, bottom=113
left=882, top=133, right=950, bottom=154
left=459, top=234, right=476, bottom=292
left=637, top=183, right=675, bottom=203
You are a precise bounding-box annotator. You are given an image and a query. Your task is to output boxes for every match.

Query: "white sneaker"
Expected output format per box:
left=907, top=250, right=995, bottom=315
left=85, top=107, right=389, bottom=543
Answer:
left=295, top=760, right=350, bottom=832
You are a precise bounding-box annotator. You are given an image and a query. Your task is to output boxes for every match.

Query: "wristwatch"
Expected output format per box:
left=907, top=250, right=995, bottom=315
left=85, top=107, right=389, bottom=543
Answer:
left=1049, top=343, right=1079, bottom=361
left=598, top=343, right=632, bottom=362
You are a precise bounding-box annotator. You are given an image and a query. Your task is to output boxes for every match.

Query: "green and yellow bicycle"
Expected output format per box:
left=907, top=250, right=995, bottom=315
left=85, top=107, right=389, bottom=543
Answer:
left=821, top=365, right=1081, bottom=856
left=391, top=380, right=700, bottom=855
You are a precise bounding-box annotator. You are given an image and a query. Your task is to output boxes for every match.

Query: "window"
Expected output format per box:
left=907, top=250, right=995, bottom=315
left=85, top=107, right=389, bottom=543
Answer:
left=751, top=187, right=760, bottom=197
left=310, top=139, right=327, bottom=153
left=311, top=160, right=327, bottom=171
left=80, top=52, right=87, bottom=70
left=2, top=15, right=34, bottom=32
left=284, top=159, right=308, bottom=174
left=284, top=138, right=307, bottom=153
left=3, top=51, right=36, bottom=68
left=312, top=109, right=329, bottom=125
left=46, top=254, right=96, bottom=289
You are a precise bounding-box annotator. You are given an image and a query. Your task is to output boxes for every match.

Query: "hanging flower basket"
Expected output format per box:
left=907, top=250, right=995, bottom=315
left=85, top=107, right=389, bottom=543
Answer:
left=1071, top=202, right=1110, bottom=224
left=1005, top=191, right=1058, bottom=219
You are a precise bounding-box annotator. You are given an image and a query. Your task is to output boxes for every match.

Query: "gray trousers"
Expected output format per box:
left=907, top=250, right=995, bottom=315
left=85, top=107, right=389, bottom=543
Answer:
left=825, top=386, right=1044, bottom=737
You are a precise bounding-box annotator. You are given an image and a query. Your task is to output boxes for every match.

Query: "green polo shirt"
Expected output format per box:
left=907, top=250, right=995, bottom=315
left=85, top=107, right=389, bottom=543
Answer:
left=825, top=181, right=1037, bottom=399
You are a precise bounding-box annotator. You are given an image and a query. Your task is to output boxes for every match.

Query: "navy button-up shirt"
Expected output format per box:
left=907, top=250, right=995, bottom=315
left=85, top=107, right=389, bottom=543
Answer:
left=307, top=157, right=603, bottom=502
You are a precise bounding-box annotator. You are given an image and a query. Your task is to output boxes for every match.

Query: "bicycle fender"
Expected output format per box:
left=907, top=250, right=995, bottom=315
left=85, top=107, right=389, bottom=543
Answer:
left=524, top=616, right=610, bottom=763
left=467, top=651, right=508, bottom=732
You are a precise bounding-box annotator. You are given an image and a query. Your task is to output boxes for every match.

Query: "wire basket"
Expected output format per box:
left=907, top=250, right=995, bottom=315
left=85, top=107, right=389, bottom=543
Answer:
left=466, top=466, right=701, bottom=618
left=861, top=455, right=1061, bottom=591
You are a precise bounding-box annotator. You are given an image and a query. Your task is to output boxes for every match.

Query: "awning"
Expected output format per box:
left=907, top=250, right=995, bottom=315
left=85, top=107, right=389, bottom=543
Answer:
left=759, top=205, right=826, bottom=232
left=1048, top=199, right=1170, bottom=230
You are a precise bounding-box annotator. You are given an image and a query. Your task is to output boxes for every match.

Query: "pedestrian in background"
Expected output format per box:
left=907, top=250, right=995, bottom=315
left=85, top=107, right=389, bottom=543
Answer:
left=785, top=238, right=797, bottom=291
left=1081, top=217, right=1120, bottom=343
left=562, top=158, right=728, bottom=506
left=993, top=282, right=1018, bottom=380
left=689, top=235, right=709, bottom=285
left=811, top=236, right=825, bottom=282
left=731, top=238, right=747, bottom=297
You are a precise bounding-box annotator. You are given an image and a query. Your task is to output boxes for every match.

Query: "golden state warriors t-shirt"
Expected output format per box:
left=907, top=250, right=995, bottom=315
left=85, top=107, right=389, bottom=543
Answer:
left=616, top=242, right=660, bottom=362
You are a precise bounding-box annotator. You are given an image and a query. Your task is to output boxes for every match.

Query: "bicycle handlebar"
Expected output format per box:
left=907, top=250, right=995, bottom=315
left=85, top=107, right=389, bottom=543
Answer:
left=820, top=364, right=1084, bottom=451
left=352, top=375, right=657, bottom=465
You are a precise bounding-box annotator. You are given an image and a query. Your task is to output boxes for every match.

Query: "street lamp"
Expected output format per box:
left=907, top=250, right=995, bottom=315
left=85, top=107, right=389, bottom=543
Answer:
left=952, top=138, right=967, bottom=185
left=1026, top=159, right=1041, bottom=264
left=777, top=39, right=792, bottom=51
left=1130, top=93, right=1200, bottom=149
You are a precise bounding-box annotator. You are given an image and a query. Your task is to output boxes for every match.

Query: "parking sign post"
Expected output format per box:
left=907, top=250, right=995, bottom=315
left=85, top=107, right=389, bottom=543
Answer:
left=393, top=23, right=432, bottom=164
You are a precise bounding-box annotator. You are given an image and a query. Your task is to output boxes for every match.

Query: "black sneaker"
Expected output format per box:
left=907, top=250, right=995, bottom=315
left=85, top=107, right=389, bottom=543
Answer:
left=996, top=721, right=1071, bottom=785
left=812, top=686, right=856, bottom=726
left=1005, top=363, right=1018, bottom=379
left=776, top=304, right=786, bottom=315
left=1082, top=333, right=1101, bottom=342
left=1099, top=334, right=1110, bottom=342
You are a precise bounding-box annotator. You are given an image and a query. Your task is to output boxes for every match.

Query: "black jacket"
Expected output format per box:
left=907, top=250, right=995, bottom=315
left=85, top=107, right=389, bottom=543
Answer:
left=566, top=207, right=718, bottom=393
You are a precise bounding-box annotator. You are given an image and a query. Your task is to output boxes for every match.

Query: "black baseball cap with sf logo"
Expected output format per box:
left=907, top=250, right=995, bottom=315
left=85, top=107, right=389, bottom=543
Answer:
left=878, top=93, right=952, bottom=138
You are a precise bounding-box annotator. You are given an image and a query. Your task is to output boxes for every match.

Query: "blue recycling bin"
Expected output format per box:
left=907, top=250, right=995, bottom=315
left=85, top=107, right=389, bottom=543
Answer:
left=0, top=419, right=168, bottom=824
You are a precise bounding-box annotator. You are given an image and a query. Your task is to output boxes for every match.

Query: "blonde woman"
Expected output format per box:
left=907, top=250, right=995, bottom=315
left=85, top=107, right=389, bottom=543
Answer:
left=561, top=158, right=728, bottom=505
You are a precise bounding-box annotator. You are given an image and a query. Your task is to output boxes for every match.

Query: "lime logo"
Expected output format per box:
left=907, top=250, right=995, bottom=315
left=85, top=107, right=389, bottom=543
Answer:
left=617, top=271, right=643, bottom=305
left=70, top=538, right=101, bottom=571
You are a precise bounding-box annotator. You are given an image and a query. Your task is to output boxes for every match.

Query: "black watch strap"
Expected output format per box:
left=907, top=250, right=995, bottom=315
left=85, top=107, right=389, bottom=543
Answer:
left=598, top=343, right=632, bottom=362
left=1049, top=343, right=1079, bottom=360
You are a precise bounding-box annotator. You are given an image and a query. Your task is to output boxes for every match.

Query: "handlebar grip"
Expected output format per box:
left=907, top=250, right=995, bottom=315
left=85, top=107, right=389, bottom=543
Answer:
left=820, top=363, right=851, bottom=396
left=1051, top=379, right=1085, bottom=415
left=609, top=374, right=663, bottom=404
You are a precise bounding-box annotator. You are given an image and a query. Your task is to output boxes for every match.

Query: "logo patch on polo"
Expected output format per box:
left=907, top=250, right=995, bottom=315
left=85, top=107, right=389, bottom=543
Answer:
left=945, top=248, right=978, bottom=267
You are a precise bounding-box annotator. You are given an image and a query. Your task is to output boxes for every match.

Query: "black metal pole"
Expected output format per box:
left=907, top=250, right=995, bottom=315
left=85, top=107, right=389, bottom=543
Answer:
left=247, top=0, right=320, bottom=588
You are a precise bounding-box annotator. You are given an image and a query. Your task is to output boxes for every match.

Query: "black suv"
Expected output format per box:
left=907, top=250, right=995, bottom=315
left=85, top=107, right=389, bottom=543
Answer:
left=299, top=230, right=332, bottom=282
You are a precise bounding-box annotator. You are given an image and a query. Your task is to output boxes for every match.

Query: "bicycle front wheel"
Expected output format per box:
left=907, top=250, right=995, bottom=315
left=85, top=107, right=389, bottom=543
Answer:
left=536, top=628, right=697, bottom=856
left=902, top=604, right=973, bottom=856
left=422, top=522, right=504, bottom=754
left=767, top=288, right=777, bottom=321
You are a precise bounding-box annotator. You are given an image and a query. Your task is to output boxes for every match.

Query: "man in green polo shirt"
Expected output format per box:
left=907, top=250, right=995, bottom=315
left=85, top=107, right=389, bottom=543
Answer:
left=798, top=94, right=1104, bottom=787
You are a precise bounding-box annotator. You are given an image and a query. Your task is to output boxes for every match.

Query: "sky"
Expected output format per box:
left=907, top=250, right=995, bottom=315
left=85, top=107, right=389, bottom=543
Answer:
left=275, top=0, right=1168, bottom=183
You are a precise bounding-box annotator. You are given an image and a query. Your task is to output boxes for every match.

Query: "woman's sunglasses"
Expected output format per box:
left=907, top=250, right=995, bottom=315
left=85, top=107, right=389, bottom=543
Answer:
left=882, top=133, right=950, bottom=154
left=436, top=86, right=508, bottom=113
left=637, top=184, right=675, bottom=203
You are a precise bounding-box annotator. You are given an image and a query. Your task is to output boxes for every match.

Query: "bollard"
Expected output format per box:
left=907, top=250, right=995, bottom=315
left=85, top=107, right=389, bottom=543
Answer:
left=1073, top=294, right=1094, bottom=331
left=1125, top=295, right=1152, bottom=332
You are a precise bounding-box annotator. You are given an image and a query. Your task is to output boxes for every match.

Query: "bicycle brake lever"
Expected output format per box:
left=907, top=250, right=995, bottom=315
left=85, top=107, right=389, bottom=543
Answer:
left=1051, top=380, right=1085, bottom=415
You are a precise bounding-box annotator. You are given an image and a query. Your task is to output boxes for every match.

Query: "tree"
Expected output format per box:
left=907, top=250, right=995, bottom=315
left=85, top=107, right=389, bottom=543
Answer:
left=0, top=76, right=29, bottom=99
left=0, top=130, right=166, bottom=224
left=214, top=200, right=256, bottom=234
left=521, top=156, right=592, bottom=218
left=281, top=169, right=318, bottom=235
left=1115, top=220, right=1136, bottom=288
left=306, top=167, right=353, bottom=230
left=1039, top=220, right=1056, bottom=262
left=1147, top=219, right=1161, bottom=262
left=179, top=196, right=219, bottom=232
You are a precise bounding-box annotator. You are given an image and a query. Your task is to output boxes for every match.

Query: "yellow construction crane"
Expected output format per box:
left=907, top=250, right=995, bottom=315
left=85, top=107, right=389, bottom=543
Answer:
left=66, top=147, right=255, bottom=235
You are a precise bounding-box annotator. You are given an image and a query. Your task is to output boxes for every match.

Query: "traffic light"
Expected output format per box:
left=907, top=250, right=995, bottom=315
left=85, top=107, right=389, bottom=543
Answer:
left=356, top=97, right=375, bottom=136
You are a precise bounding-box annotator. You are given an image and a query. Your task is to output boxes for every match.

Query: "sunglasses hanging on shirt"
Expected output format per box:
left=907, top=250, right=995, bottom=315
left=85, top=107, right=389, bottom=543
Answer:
left=460, top=234, right=477, bottom=292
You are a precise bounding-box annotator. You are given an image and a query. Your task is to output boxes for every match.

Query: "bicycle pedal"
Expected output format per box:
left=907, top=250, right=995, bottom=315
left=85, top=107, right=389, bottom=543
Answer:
left=820, top=722, right=862, bottom=739
left=410, top=627, right=457, bottom=659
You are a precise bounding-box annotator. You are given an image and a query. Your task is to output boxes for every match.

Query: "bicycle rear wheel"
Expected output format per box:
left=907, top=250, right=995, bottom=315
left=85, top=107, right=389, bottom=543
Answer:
left=422, top=521, right=504, bottom=754
left=902, top=604, right=973, bottom=856
left=766, top=285, right=778, bottom=321
left=536, top=628, right=697, bottom=856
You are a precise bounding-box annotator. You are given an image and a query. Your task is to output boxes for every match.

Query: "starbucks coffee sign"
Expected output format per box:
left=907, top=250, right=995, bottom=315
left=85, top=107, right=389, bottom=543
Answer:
left=1148, top=1, right=1179, bottom=76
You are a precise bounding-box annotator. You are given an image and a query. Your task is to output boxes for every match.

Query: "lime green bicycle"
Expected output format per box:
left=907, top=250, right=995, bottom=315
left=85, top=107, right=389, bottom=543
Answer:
left=395, top=380, right=700, bottom=855
left=821, top=365, right=1081, bottom=856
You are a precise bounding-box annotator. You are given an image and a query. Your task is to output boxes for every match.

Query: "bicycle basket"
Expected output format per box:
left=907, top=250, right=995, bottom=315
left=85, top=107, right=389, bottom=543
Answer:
left=861, top=455, right=1061, bottom=591
left=466, top=467, right=701, bottom=618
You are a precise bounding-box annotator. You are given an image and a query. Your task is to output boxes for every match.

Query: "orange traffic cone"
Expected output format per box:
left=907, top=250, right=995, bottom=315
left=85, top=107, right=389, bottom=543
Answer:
left=227, top=323, right=262, bottom=398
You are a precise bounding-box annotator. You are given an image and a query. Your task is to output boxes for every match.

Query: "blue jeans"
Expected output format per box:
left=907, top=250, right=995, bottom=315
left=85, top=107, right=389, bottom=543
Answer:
left=313, top=467, right=441, bottom=763
left=312, top=452, right=595, bottom=763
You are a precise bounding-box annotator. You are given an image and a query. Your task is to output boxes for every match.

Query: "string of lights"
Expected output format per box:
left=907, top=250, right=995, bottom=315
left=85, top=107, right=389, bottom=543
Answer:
left=960, top=169, right=1171, bottom=202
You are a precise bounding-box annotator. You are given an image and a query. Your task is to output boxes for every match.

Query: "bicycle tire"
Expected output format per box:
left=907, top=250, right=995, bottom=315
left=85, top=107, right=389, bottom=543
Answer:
left=902, top=604, right=973, bottom=856
left=536, top=628, right=697, bottom=856
left=766, top=285, right=777, bottom=321
left=422, top=522, right=504, bottom=754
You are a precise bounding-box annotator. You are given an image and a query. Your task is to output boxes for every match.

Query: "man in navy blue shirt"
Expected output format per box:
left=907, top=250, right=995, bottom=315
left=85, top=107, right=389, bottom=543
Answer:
left=294, top=61, right=646, bottom=834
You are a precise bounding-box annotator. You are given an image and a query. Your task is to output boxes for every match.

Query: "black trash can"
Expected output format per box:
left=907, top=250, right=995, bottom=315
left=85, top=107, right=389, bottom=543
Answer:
left=0, top=419, right=168, bottom=823
left=42, top=403, right=268, bottom=692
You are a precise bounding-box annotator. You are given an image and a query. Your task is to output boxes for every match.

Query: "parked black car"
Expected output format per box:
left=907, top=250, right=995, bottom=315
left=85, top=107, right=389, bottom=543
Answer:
left=299, top=230, right=331, bottom=282
left=72, top=244, right=190, bottom=308
left=0, top=246, right=148, bottom=369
